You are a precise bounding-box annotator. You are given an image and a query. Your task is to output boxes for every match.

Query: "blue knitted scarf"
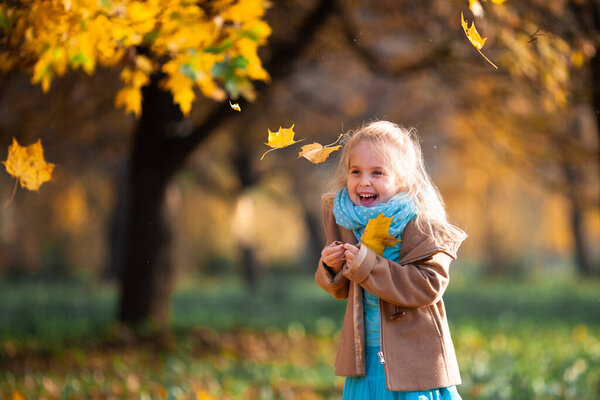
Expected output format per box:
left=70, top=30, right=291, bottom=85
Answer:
left=332, top=188, right=417, bottom=262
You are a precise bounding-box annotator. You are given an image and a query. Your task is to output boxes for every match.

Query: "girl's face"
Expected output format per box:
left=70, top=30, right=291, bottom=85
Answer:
left=346, top=141, right=400, bottom=207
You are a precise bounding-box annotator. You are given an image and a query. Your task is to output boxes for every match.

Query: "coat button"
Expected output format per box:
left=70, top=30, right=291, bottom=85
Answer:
left=390, top=311, right=406, bottom=320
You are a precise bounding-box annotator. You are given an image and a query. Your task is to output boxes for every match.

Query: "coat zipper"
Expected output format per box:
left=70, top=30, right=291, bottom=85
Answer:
left=378, top=299, right=392, bottom=389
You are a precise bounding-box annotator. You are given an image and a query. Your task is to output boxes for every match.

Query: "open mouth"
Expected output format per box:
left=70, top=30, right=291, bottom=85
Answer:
left=358, top=193, right=378, bottom=206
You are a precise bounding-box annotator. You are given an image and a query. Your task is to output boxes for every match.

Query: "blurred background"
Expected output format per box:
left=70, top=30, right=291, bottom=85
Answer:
left=0, top=0, right=599, bottom=399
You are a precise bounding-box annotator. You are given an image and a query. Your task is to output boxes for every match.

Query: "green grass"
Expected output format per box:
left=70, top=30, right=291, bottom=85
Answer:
left=0, top=270, right=599, bottom=399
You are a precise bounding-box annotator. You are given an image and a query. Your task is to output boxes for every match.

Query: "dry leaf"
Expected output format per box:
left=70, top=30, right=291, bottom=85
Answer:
left=298, top=134, right=343, bottom=164
left=298, top=143, right=341, bottom=164
left=229, top=100, right=241, bottom=111
left=260, top=124, right=303, bottom=160
left=3, top=137, right=54, bottom=191
left=360, top=213, right=400, bottom=256
left=461, top=12, right=498, bottom=69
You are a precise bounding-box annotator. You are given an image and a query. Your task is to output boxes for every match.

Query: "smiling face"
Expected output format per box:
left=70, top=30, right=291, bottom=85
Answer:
left=346, top=141, right=400, bottom=207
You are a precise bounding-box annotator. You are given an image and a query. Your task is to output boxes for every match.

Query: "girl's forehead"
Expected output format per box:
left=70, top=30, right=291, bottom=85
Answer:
left=348, top=142, right=392, bottom=167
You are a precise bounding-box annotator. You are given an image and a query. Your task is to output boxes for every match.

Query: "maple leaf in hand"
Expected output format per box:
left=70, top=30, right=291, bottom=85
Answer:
left=360, top=213, right=400, bottom=256
left=260, top=124, right=303, bottom=160
left=461, top=12, right=498, bottom=69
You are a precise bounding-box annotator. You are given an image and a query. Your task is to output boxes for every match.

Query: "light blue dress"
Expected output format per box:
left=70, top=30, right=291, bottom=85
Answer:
left=342, top=290, right=462, bottom=400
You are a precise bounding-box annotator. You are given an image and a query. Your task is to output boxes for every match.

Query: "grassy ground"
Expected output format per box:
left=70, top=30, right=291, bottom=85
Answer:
left=0, top=269, right=599, bottom=399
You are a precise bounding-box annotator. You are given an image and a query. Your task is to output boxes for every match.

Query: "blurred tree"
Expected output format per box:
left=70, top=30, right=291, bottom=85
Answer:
left=457, top=1, right=600, bottom=275
left=0, top=0, right=273, bottom=326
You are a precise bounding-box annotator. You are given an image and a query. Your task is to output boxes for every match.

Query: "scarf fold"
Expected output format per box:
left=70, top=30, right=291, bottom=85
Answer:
left=332, top=188, right=417, bottom=262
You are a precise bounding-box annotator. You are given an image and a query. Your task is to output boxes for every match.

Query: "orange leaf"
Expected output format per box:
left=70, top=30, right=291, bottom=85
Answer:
left=3, top=137, right=54, bottom=191
left=360, top=213, right=400, bottom=256
left=298, top=134, right=343, bottom=164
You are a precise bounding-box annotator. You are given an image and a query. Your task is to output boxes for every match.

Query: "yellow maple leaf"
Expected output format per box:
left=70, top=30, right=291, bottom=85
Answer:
left=298, top=133, right=343, bottom=164
left=360, top=213, right=400, bottom=256
left=490, top=0, right=507, bottom=4
left=260, top=124, right=303, bottom=160
left=3, top=137, right=54, bottom=191
left=461, top=12, right=498, bottom=69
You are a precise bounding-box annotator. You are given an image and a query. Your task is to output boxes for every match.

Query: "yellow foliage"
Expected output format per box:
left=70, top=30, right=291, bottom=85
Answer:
left=1, top=0, right=271, bottom=116
left=2, top=137, right=54, bottom=191
left=360, top=213, right=400, bottom=256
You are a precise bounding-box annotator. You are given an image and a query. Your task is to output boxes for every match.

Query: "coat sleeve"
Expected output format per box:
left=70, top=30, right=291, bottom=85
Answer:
left=341, top=221, right=460, bottom=308
left=314, top=196, right=350, bottom=300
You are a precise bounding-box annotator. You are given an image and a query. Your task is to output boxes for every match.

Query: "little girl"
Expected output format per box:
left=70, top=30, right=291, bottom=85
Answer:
left=316, top=121, right=466, bottom=400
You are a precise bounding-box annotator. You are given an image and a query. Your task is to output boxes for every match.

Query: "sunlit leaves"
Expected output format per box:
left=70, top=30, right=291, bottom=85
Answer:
left=2, top=137, right=54, bottom=192
left=360, top=213, right=400, bottom=255
left=260, top=125, right=303, bottom=160
left=461, top=12, right=498, bottom=69
left=0, top=0, right=271, bottom=117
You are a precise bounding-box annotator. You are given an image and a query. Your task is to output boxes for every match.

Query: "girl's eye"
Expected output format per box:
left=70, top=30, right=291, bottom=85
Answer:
left=373, top=170, right=383, bottom=176
left=350, top=169, right=359, bottom=175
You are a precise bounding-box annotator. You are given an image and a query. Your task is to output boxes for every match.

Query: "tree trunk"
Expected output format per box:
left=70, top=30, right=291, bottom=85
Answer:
left=118, top=74, right=183, bottom=327
left=116, top=0, right=338, bottom=327
left=590, top=50, right=600, bottom=208
left=563, top=159, right=592, bottom=276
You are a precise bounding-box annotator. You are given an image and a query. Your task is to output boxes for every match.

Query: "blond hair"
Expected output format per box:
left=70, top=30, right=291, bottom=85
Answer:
left=326, top=121, right=466, bottom=243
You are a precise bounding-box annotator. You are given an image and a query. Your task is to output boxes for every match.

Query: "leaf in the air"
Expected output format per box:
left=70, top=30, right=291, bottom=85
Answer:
left=468, top=0, right=484, bottom=17
left=461, top=12, right=498, bottom=69
left=229, top=100, right=241, bottom=111
left=260, top=124, right=303, bottom=160
left=490, top=0, right=507, bottom=4
left=3, top=137, right=54, bottom=191
left=298, top=133, right=343, bottom=164
left=360, top=213, right=400, bottom=256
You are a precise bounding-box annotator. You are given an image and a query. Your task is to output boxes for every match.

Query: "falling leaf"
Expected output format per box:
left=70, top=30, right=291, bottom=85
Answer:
left=360, top=213, right=400, bottom=256
left=3, top=137, right=54, bottom=191
left=298, top=133, right=343, bottom=164
left=229, top=100, right=241, bottom=111
left=260, top=124, right=303, bottom=160
left=461, top=12, right=498, bottom=69
left=490, top=0, right=507, bottom=4
left=468, top=0, right=484, bottom=17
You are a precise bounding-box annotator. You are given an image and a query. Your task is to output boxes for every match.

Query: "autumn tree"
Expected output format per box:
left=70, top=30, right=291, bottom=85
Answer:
left=0, top=0, right=341, bottom=327
left=0, top=0, right=273, bottom=326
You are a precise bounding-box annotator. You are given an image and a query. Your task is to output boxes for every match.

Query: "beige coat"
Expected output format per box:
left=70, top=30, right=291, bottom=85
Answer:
left=315, top=196, right=463, bottom=391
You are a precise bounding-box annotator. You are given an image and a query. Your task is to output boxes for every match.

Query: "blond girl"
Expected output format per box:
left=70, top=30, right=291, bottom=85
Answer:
left=316, top=121, right=466, bottom=399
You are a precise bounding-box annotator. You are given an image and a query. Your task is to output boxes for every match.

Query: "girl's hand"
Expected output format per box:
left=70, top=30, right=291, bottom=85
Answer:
left=321, top=241, right=345, bottom=272
left=343, top=243, right=359, bottom=268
